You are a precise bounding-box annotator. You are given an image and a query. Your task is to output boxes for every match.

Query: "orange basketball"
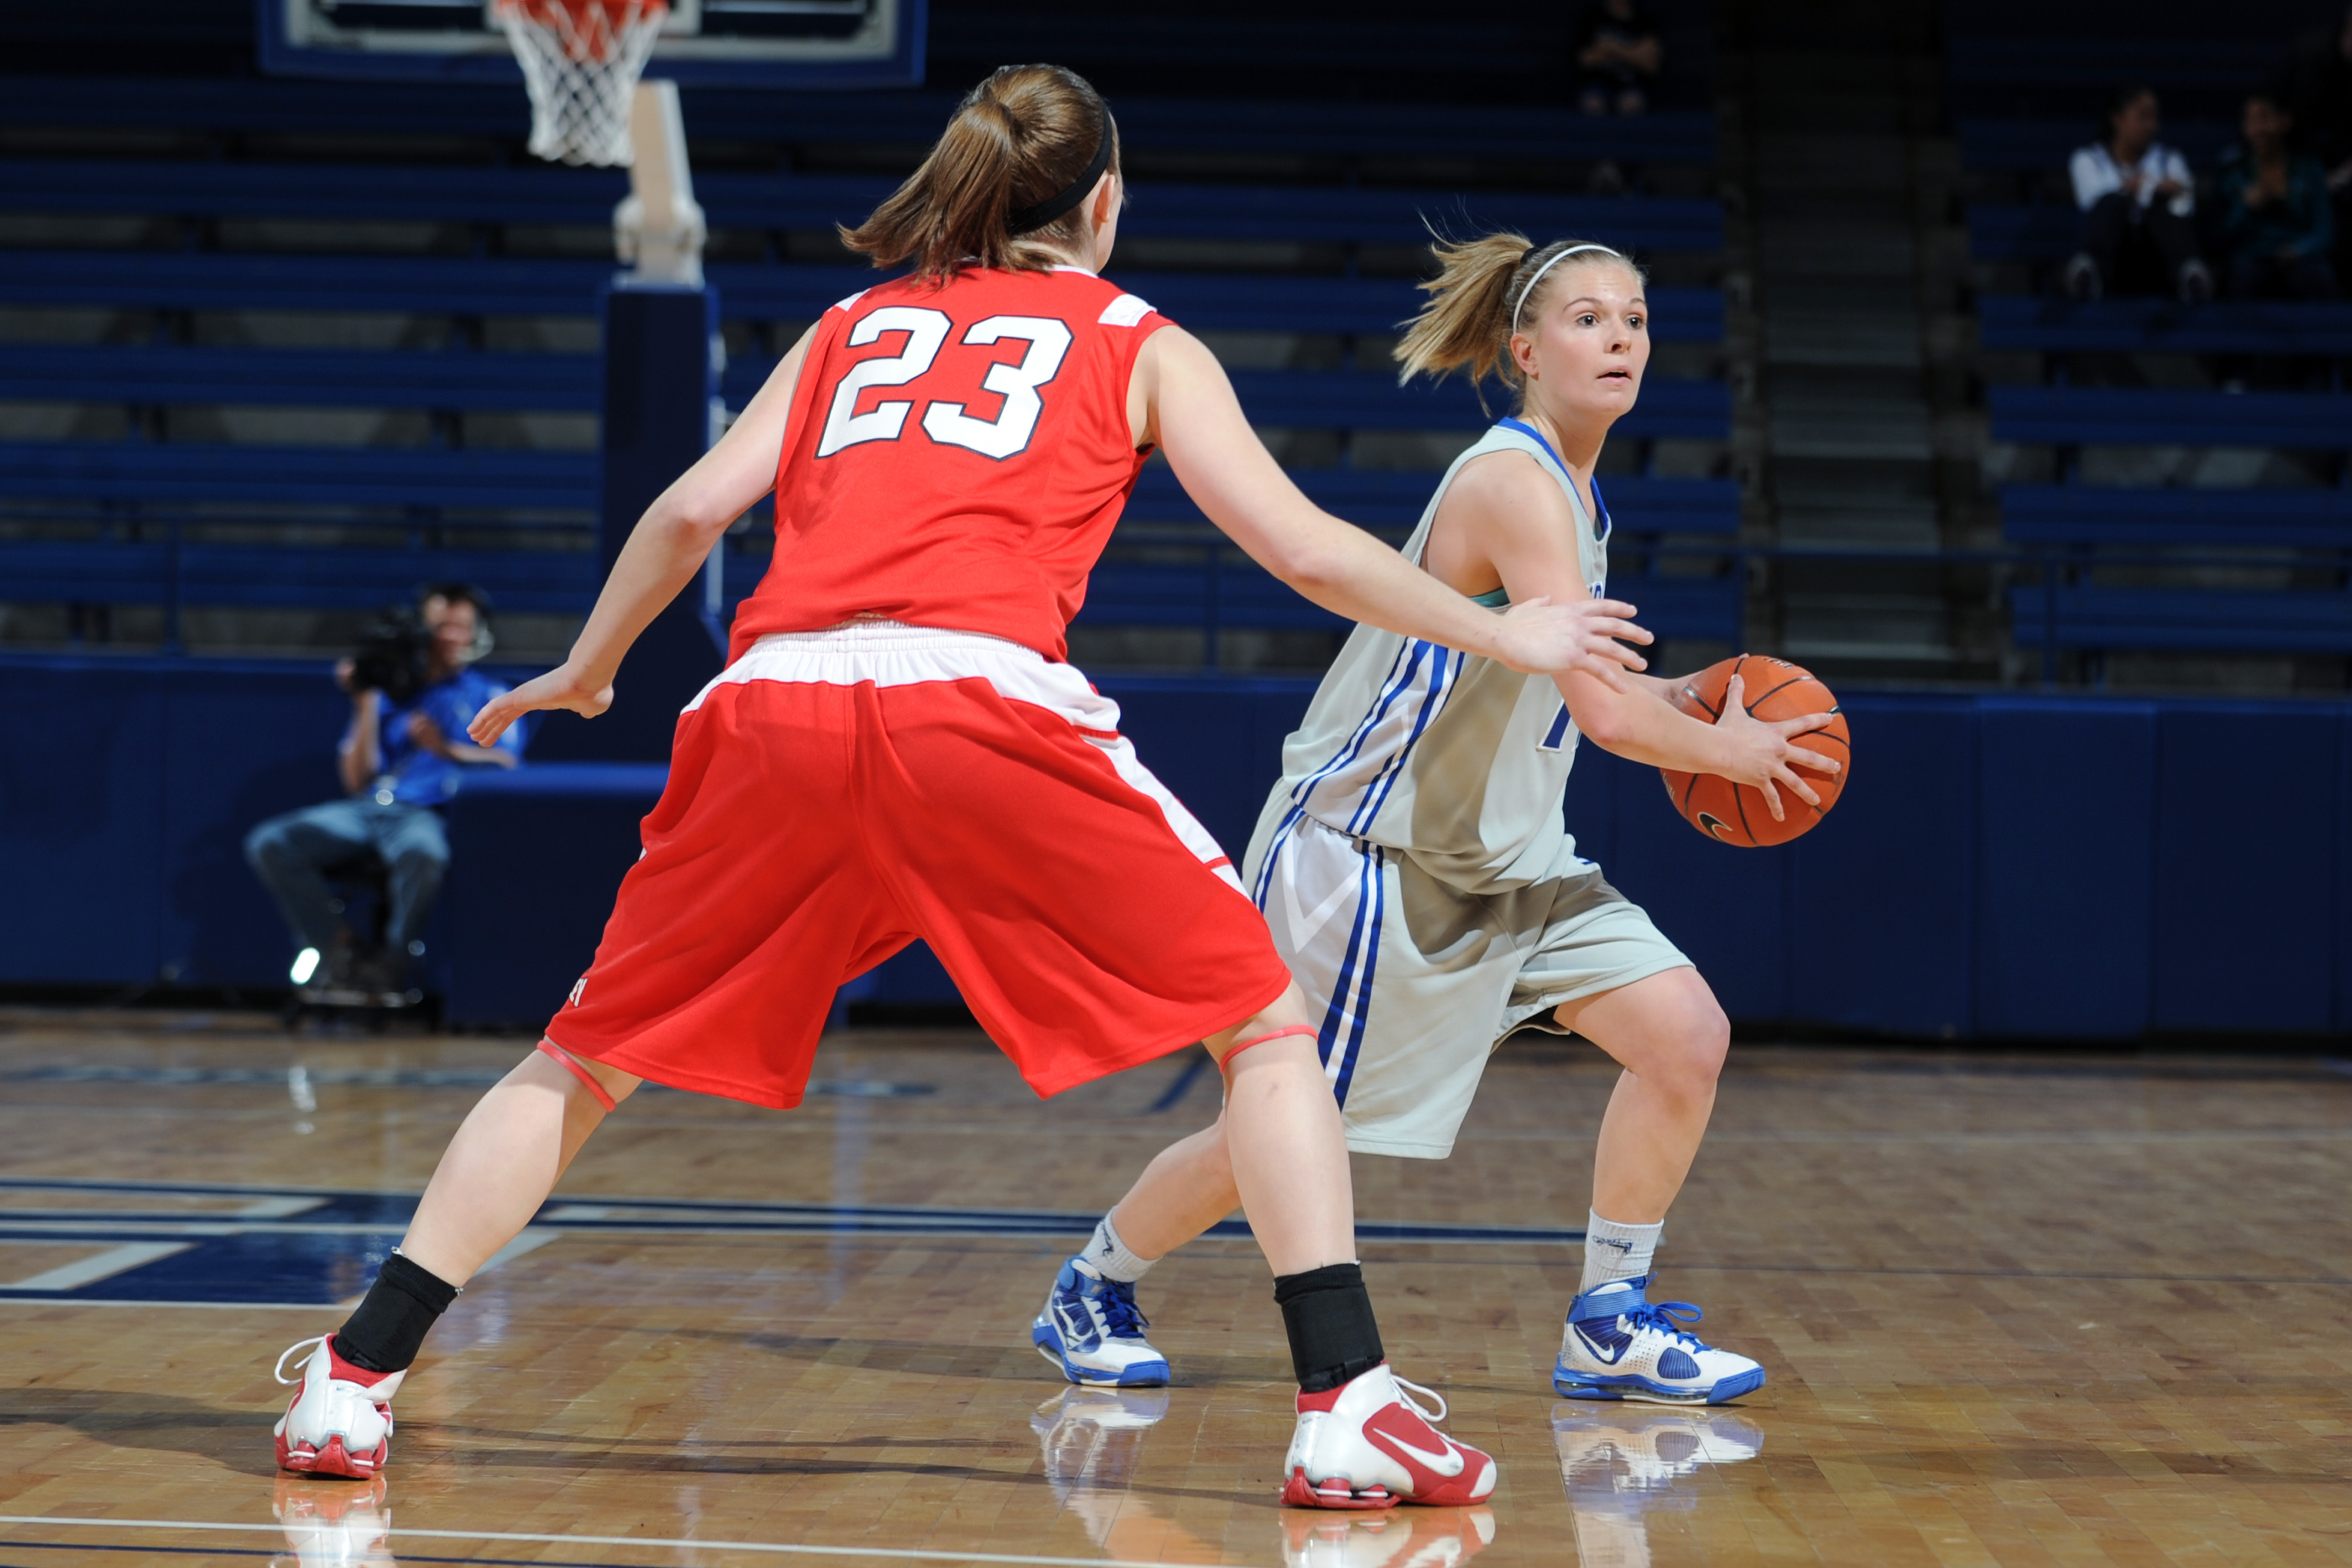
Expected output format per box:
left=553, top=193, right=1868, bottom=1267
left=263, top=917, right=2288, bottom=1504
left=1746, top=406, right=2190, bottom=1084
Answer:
left=1659, top=655, right=1849, bottom=847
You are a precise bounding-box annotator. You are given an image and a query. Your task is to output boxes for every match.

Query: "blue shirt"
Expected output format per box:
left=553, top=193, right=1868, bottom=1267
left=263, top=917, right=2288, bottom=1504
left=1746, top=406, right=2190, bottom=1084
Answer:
left=367, top=666, right=525, bottom=808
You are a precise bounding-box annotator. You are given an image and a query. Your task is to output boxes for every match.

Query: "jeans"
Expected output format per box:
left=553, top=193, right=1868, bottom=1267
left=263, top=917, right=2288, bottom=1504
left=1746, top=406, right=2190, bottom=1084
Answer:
left=2078, top=192, right=2202, bottom=294
left=244, top=799, right=449, bottom=956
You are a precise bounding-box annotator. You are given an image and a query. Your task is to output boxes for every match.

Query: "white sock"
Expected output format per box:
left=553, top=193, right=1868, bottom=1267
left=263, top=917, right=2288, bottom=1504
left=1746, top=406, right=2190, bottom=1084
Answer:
left=1580, top=1211, right=1662, bottom=1293
left=1084, top=1213, right=1155, bottom=1284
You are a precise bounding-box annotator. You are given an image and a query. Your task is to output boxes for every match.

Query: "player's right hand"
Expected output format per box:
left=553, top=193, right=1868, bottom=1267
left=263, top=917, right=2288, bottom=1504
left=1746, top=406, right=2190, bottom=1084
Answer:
left=468, top=662, right=614, bottom=745
left=1707, top=672, right=1841, bottom=822
left=1491, top=595, right=1652, bottom=689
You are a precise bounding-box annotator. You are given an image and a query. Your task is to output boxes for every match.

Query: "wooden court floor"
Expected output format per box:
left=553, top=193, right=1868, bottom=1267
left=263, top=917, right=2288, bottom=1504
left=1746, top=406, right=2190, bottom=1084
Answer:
left=1, top=1007, right=2348, bottom=1567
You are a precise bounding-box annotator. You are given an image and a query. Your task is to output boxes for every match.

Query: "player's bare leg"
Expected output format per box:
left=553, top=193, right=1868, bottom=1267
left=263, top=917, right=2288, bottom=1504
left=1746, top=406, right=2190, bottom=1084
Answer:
left=271, top=1042, right=639, bottom=1476
left=396, top=1044, right=643, bottom=1282
left=1037, top=986, right=1495, bottom=1507
left=1555, top=967, right=1728, bottom=1226
left=1551, top=966, right=1761, bottom=1405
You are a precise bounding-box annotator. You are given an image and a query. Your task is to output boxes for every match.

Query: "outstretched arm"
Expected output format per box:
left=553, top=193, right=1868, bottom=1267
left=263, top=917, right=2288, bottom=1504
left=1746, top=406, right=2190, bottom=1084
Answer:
left=468, top=324, right=817, bottom=745
left=1438, top=445, right=1839, bottom=822
left=1141, top=326, right=1651, bottom=685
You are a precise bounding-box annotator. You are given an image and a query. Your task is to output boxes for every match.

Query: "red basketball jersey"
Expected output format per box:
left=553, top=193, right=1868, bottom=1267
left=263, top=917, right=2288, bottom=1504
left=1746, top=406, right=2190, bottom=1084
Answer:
left=728, top=265, right=1173, bottom=664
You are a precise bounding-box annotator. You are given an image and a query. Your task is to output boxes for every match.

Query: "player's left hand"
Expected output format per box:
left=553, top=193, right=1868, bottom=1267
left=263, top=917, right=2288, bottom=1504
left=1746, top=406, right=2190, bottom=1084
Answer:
left=468, top=662, right=613, bottom=745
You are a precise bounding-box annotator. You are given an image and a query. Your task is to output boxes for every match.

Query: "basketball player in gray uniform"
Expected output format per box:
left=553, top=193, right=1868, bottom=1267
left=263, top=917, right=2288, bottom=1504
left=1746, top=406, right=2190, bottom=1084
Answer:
left=1033, top=235, right=1838, bottom=1407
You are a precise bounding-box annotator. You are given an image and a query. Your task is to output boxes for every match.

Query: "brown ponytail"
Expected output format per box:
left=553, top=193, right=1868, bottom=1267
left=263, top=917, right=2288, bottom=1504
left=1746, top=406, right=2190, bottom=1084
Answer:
left=1393, top=232, right=1646, bottom=404
left=841, top=65, right=1122, bottom=284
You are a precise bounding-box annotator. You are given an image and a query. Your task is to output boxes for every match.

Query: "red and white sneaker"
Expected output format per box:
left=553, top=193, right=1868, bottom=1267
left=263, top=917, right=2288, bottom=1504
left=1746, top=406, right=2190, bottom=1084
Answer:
left=273, top=1335, right=402, bottom=1478
left=1281, top=1364, right=1497, bottom=1510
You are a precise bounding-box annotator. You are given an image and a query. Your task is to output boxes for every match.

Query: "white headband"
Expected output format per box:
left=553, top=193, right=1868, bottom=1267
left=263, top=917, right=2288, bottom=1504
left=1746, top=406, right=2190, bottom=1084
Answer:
left=1511, top=243, right=1625, bottom=336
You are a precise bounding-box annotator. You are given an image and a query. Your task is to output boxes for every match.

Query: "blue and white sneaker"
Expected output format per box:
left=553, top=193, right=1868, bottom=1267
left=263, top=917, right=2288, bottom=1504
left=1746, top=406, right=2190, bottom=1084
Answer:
left=1032, top=1256, right=1171, bottom=1387
left=1552, top=1277, right=1765, bottom=1405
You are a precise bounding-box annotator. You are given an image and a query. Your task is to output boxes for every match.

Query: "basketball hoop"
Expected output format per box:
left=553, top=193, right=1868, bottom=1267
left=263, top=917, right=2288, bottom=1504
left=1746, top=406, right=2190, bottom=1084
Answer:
left=495, top=0, right=670, bottom=167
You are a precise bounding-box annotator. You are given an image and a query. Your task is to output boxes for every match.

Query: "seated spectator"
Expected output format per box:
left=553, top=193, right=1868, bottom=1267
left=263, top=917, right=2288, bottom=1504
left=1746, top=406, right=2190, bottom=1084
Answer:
left=2278, top=3, right=2352, bottom=286
left=2065, top=86, right=2213, bottom=302
left=244, top=583, right=523, bottom=1001
left=1573, top=0, right=1663, bottom=117
left=2215, top=91, right=2337, bottom=299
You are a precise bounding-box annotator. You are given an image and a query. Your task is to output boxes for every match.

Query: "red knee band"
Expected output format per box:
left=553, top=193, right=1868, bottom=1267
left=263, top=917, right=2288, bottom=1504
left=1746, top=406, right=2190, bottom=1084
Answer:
left=1219, top=1023, right=1318, bottom=1067
left=537, top=1039, right=617, bottom=1112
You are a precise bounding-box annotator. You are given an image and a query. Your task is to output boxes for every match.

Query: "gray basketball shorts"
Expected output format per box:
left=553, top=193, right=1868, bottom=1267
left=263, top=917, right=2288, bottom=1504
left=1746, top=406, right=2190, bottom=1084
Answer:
left=1246, top=813, right=1691, bottom=1159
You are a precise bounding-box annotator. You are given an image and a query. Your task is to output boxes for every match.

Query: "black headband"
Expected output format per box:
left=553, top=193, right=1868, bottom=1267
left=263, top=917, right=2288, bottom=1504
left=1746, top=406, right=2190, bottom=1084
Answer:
left=1006, top=106, right=1114, bottom=235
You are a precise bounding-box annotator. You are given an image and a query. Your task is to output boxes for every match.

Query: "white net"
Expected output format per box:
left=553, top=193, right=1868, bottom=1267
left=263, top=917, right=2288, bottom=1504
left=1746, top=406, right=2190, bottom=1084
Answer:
left=495, top=0, right=669, bottom=167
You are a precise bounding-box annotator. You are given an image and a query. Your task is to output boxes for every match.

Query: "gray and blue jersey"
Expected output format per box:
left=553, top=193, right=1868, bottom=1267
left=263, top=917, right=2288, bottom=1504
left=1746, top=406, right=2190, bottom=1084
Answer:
left=1244, top=418, right=1612, bottom=899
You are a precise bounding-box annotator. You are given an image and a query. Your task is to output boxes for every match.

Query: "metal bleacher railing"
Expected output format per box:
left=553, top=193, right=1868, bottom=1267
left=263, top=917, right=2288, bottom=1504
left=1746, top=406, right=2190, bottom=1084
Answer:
left=0, top=91, right=1739, bottom=662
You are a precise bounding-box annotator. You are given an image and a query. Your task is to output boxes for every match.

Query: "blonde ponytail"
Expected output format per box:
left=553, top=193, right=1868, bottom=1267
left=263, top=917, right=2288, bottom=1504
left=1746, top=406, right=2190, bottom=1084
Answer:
left=841, top=64, right=1120, bottom=284
left=1394, top=231, right=1645, bottom=403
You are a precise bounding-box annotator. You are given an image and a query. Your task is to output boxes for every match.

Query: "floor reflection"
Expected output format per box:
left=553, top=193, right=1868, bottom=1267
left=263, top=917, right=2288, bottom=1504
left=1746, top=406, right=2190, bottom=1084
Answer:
left=1552, top=1405, right=1762, bottom=1568
left=272, top=1473, right=394, bottom=1567
left=1278, top=1508, right=1497, bottom=1567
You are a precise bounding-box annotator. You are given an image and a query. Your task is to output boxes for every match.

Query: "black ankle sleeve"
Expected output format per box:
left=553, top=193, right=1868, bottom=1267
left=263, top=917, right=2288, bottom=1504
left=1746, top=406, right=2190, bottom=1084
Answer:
left=335, top=1252, right=459, bottom=1375
left=1274, top=1262, right=1385, bottom=1394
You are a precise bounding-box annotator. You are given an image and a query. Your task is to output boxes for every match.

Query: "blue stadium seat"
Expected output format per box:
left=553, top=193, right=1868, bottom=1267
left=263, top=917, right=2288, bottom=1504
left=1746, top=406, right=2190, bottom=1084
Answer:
left=2000, top=484, right=2352, bottom=548
left=0, top=441, right=595, bottom=511
left=0, top=539, right=598, bottom=615
left=1989, top=387, right=2352, bottom=452
left=1967, top=204, right=2077, bottom=265
left=0, top=78, right=1720, bottom=165
left=2008, top=585, right=2352, bottom=653
left=1956, top=119, right=2235, bottom=175
left=1127, top=467, right=1741, bottom=532
left=0, top=344, right=1731, bottom=441
left=2001, top=485, right=2352, bottom=657
left=0, top=344, right=601, bottom=412
left=0, top=159, right=1726, bottom=254
left=0, top=252, right=1727, bottom=342
left=1977, top=297, right=2352, bottom=358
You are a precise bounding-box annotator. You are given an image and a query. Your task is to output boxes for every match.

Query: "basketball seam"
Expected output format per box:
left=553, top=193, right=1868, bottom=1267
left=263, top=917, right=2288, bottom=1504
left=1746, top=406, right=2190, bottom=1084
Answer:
left=1746, top=675, right=1808, bottom=713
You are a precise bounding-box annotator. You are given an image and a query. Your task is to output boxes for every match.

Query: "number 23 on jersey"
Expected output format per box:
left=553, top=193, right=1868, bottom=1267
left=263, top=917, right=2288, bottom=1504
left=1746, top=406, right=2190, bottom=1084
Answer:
left=815, top=306, right=1073, bottom=463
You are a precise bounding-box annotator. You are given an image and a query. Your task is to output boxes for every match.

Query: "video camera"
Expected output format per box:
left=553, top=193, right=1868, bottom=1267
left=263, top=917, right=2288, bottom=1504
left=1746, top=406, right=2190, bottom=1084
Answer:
left=348, top=606, right=433, bottom=706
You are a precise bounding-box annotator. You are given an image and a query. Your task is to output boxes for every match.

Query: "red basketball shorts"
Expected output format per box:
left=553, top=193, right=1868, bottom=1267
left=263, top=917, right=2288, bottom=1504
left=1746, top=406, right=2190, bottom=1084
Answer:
left=544, top=619, right=1295, bottom=1107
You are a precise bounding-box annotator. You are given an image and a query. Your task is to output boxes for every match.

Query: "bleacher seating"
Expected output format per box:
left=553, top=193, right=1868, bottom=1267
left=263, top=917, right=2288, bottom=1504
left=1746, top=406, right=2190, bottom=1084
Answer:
left=0, top=252, right=1726, bottom=342
left=0, top=159, right=1725, bottom=255
left=1976, top=297, right=2352, bottom=363
left=1955, top=119, right=2236, bottom=176
left=0, top=61, right=1738, bottom=664
left=2000, top=484, right=2352, bottom=660
left=1989, top=387, right=2352, bottom=454
left=0, top=78, right=1720, bottom=167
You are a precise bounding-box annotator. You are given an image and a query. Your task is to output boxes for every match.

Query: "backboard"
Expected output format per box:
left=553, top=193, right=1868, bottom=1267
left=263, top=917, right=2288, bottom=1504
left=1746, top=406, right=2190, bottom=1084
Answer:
left=256, top=0, right=926, bottom=88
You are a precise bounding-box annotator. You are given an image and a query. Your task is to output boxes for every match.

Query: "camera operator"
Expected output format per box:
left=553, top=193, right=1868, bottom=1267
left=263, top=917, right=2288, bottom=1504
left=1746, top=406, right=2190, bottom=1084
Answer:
left=243, top=583, right=524, bottom=1000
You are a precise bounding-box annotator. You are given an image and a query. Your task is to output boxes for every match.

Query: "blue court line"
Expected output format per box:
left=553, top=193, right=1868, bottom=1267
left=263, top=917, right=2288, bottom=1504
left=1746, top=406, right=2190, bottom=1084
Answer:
left=1145, top=1049, right=1213, bottom=1113
left=0, top=1174, right=1590, bottom=1309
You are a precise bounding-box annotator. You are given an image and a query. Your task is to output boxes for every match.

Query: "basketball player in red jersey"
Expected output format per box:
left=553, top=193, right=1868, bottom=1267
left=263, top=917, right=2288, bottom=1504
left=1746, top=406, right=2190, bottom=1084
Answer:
left=267, top=65, right=1651, bottom=1510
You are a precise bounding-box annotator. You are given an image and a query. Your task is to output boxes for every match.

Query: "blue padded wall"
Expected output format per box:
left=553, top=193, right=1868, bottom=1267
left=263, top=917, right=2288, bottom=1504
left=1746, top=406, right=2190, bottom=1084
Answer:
left=1791, top=696, right=1976, bottom=1037
left=2153, top=706, right=2343, bottom=1034
left=0, top=660, right=168, bottom=984
left=1975, top=698, right=2156, bottom=1037
left=4, top=654, right=2349, bottom=1041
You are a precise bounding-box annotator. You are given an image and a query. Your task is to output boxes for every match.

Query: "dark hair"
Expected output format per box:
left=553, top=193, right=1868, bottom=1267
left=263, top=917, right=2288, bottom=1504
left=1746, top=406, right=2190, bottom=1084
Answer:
left=840, top=65, right=1122, bottom=283
left=2105, top=83, right=2158, bottom=139
left=421, top=581, right=491, bottom=619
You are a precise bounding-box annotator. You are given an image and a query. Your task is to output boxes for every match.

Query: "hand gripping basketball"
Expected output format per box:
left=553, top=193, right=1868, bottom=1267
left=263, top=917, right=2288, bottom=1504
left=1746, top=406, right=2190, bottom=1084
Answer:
left=1660, top=655, right=1850, bottom=847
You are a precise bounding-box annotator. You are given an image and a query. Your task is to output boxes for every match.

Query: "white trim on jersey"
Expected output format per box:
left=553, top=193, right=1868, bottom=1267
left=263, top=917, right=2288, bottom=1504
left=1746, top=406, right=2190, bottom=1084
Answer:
left=687, top=621, right=1243, bottom=889
left=1098, top=293, right=1156, bottom=327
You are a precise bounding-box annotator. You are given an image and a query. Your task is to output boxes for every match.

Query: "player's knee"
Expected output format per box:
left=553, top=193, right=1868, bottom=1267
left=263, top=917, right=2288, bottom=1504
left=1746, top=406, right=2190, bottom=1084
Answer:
left=1659, top=994, right=1729, bottom=1102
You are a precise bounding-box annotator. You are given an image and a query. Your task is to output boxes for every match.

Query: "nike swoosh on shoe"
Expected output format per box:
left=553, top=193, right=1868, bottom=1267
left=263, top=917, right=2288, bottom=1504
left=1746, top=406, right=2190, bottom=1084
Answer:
left=1365, top=1413, right=1467, bottom=1478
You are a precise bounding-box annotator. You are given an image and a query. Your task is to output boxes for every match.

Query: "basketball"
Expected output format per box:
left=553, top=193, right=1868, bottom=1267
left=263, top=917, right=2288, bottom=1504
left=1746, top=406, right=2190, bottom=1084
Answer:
left=1660, top=655, right=1849, bottom=847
